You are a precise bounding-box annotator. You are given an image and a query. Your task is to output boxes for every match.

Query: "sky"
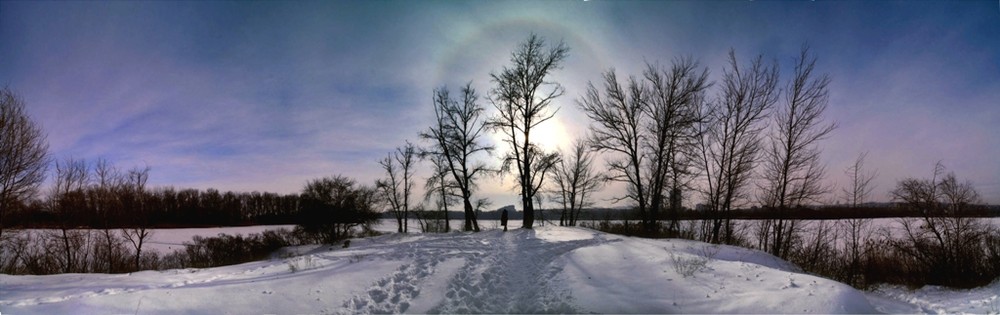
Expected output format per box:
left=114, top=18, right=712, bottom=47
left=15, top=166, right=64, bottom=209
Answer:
left=1, top=1, right=998, bottom=207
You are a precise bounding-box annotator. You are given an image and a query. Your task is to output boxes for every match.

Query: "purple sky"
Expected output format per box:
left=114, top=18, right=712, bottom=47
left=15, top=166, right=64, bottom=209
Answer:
left=2, top=1, right=998, bottom=207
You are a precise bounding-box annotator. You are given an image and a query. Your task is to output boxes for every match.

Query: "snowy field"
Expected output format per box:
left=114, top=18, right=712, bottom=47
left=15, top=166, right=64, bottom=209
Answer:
left=2, top=225, right=997, bottom=314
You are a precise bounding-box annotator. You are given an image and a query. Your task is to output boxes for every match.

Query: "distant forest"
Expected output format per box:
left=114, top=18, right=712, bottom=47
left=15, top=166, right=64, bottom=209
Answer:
left=7, top=194, right=999, bottom=230
left=3, top=185, right=302, bottom=229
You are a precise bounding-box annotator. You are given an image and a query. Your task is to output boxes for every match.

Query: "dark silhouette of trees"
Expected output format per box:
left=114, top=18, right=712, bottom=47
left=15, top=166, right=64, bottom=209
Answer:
left=891, top=162, right=994, bottom=287
left=0, top=87, right=49, bottom=238
left=420, top=83, right=493, bottom=232
left=840, top=151, right=877, bottom=286
left=299, top=176, right=380, bottom=243
left=488, top=34, right=568, bottom=229
left=578, top=59, right=709, bottom=233
left=377, top=142, right=417, bottom=233
left=697, top=50, right=779, bottom=245
left=643, top=60, right=711, bottom=233
left=422, top=153, right=457, bottom=232
left=50, top=158, right=90, bottom=273
left=551, top=140, right=603, bottom=226
left=121, top=166, right=151, bottom=271
left=91, top=158, right=127, bottom=273
left=8, top=180, right=303, bottom=229
left=842, top=152, right=877, bottom=208
left=579, top=70, right=647, bottom=226
left=757, top=46, right=836, bottom=259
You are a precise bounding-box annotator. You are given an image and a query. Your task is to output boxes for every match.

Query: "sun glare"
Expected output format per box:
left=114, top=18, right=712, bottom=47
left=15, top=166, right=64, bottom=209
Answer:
left=488, top=116, right=572, bottom=154
left=532, top=117, right=571, bottom=152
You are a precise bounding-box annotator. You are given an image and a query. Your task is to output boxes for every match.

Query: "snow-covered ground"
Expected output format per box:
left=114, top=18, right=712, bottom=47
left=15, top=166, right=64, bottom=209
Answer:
left=1, top=226, right=996, bottom=314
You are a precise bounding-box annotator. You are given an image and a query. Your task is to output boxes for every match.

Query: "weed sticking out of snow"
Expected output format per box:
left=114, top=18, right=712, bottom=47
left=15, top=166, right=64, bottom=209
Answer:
left=668, top=244, right=718, bottom=278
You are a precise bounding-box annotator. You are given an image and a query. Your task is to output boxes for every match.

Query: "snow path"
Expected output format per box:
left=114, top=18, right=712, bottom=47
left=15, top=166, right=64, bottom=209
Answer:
left=865, top=281, right=1000, bottom=314
left=428, top=229, right=608, bottom=313
left=341, top=229, right=611, bottom=314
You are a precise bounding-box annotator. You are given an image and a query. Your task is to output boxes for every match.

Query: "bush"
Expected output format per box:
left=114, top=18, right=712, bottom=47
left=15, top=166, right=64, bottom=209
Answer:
left=171, top=229, right=301, bottom=269
left=297, top=176, right=381, bottom=243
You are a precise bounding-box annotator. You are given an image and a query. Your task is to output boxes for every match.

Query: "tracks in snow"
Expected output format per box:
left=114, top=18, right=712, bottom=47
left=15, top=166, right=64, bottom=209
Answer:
left=343, top=229, right=609, bottom=314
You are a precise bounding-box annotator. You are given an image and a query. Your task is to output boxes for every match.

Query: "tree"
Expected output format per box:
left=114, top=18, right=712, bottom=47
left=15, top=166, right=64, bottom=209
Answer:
left=578, top=58, right=709, bottom=233
left=840, top=151, right=877, bottom=286
left=488, top=34, right=569, bottom=229
left=299, top=176, right=380, bottom=243
left=121, top=165, right=151, bottom=271
left=698, top=49, right=779, bottom=245
left=377, top=142, right=417, bottom=233
left=50, top=158, right=90, bottom=273
left=757, top=46, right=836, bottom=259
left=420, top=83, right=493, bottom=232
left=891, top=162, right=989, bottom=287
left=551, top=140, right=604, bottom=226
left=0, top=87, right=49, bottom=238
left=578, top=70, right=648, bottom=228
left=422, top=153, right=457, bottom=232
left=91, top=158, right=127, bottom=273
left=842, top=152, right=876, bottom=208
left=642, top=59, right=710, bottom=233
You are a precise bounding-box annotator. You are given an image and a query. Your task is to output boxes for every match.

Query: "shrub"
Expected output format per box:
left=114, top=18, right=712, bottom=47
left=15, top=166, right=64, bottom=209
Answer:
left=174, top=230, right=299, bottom=268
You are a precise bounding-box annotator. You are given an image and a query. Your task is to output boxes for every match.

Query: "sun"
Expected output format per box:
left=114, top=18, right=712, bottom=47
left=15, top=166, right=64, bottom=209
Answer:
left=488, top=116, right=574, bottom=155
left=530, top=117, right=571, bottom=153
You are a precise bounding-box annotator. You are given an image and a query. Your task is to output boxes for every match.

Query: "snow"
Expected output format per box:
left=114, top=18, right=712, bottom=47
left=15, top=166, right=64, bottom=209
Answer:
left=865, top=281, right=1000, bottom=314
left=0, top=225, right=993, bottom=314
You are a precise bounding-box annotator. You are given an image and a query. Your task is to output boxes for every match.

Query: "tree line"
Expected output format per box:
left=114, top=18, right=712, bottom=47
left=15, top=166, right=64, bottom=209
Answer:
left=3, top=158, right=303, bottom=229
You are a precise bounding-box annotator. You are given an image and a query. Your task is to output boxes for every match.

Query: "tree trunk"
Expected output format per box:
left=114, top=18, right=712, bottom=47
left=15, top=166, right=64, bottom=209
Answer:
left=522, top=195, right=534, bottom=229
left=61, top=228, right=72, bottom=273
left=462, top=198, right=479, bottom=232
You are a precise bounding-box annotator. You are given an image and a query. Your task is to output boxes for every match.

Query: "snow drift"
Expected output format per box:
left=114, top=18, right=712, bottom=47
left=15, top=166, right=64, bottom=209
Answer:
left=2, top=226, right=882, bottom=314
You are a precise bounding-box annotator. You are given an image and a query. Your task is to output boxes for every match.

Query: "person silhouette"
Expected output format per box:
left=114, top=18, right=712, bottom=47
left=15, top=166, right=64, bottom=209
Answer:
left=500, top=209, right=509, bottom=232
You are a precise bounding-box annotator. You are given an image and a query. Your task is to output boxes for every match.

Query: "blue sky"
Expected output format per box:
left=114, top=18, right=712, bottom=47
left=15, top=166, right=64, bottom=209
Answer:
left=2, top=1, right=998, bottom=206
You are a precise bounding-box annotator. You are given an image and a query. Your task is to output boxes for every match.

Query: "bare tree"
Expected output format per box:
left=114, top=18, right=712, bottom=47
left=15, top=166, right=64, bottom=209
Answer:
left=488, top=34, right=569, bottom=229
left=578, top=70, right=649, bottom=228
left=579, top=58, right=710, bottom=234
left=643, top=59, right=711, bottom=233
left=0, top=87, right=49, bottom=238
left=420, top=83, right=493, bottom=232
left=757, top=46, right=836, bottom=258
left=421, top=153, right=456, bottom=232
left=50, top=158, right=90, bottom=273
left=377, top=142, right=417, bottom=233
left=120, top=166, right=151, bottom=271
left=842, top=152, right=877, bottom=208
left=91, top=158, right=126, bottom=273
left=891, top=162, right=988, bottom=286
left=840, top=151, right=877, bottom=285
left=551, top=140, right=604, bottom=226
left=698, top=49, right=779, bottom=245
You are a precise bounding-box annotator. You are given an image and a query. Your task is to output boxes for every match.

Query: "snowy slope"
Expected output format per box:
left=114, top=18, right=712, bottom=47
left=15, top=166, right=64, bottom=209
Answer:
left=0, top=226, right=915, bottom=314
left=865, top=281, right=1000, bottom=314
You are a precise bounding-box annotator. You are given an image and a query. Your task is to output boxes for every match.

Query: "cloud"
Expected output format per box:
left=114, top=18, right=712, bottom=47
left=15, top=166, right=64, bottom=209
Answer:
left=2, top=1, right=997, bottom=206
